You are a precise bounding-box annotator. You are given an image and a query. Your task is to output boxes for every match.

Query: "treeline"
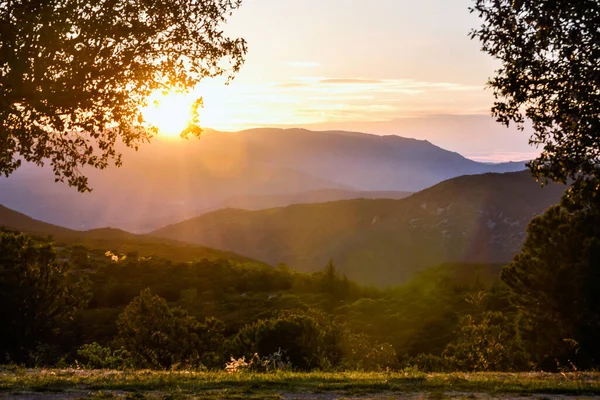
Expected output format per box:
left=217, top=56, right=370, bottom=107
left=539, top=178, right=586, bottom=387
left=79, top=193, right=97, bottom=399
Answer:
left=0, top=231, right=508, bottom=371
left=2, top=192, right=600, bottom=372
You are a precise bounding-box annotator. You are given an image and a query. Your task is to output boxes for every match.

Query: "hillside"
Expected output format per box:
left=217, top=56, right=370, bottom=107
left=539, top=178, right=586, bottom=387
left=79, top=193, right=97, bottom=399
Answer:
left=219, top=189, right=413, bottom=210
left=117, top=189, right=413, bottom=233
left=0, top=205, right=264, bottom=265
left=0, top=205, right=75, bottom=237
left=151, top=171, right=565, bottom=286
left=0, top=128, right=524, bottom=231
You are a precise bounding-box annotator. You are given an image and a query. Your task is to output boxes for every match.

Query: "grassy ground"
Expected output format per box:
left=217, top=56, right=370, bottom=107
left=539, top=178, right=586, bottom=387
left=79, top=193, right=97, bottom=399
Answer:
left=1, top=369, right=600, bottom=399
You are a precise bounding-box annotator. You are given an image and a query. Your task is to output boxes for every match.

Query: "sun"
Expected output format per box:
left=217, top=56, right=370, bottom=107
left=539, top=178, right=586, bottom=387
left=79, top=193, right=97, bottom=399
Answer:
left=141, top=90, right=200, bottom=137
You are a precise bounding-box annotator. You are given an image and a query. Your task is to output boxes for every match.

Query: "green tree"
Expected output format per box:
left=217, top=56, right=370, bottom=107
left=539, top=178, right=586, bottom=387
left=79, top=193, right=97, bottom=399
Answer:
left=502, top=197, right=600, bottom=369
left=470, top=0, right=600, bottom=191
left=227, top=310, right=343, bottom=371
left=340, top=333, right=397, bottom=371
left=1, top=0, right=247, bottom=191
left=443, top=312, right=527, bottom=371
left=322, top=260, right=340, bottom=295
left=117, top=288, right=225, bottom=369
left=0, top=232, right=88, bottom=364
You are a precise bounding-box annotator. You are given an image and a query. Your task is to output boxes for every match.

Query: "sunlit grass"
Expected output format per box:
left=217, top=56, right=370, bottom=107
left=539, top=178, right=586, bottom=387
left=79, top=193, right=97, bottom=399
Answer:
left=2, top=369, right=600, bottom=398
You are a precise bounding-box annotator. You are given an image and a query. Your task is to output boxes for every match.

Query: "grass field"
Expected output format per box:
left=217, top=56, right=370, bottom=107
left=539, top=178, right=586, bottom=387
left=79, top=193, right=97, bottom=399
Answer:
left=2, top=369, right=600, bottom=399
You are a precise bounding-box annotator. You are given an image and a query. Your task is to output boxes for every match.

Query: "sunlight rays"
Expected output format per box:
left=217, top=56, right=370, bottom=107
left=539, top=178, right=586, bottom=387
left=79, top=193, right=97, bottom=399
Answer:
left=141, top=90, right=201, bottom=137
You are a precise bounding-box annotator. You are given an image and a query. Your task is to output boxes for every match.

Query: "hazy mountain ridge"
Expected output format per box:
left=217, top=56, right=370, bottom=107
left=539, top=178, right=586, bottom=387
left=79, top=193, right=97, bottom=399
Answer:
left=0, top=204, right=264, bottom=265
left=151, top=171, right=564, bottom=286
left=216, top=128, right=526, bottom=191
left=0, top=128, right=525, bottom=232
left=219, top=189, right=413, bottom=210
left=117, top=189, right=413, bottom=233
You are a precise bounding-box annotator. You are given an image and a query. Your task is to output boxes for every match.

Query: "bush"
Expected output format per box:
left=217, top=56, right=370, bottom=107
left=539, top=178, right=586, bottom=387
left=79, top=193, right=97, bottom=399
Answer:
left=117, top=288, right=225, bottom=369
left=443, top=312, right=527, bottom=371
left=341, top=333, right=397, bottom=371
left=76, top=343, right=131, bottom=369
left=227, top=309, right=343, bottom=371
left=401, top=353, right=451, bottom=372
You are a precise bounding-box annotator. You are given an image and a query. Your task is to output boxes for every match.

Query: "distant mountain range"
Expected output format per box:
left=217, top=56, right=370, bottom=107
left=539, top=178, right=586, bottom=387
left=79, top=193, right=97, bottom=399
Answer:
left=151, top=171, right=565, bottom=286
left=0, top=128, right=526, bottom=232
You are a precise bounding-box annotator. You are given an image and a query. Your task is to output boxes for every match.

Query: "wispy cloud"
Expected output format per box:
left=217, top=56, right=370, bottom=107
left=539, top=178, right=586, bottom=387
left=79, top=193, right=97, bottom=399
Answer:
left=192, top=75, right=491, bottom=131
left=272, top=82, right=310, bottom=89
left=320, top=78, right=382, bottom=85
left=467, top=151, right=539, bottom=163
left=284, top=61, right=321, bottom=68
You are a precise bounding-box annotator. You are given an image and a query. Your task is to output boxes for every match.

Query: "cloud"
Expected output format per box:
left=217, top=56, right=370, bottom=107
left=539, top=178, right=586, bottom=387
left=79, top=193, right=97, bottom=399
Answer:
left=467, top=151, right=539, bottom=163
left=284, top=61, right=321, bottom=68
left=320, top=78, right=382, bottom=85
left=272, top=82, right=311, bottom=89
left=193, top=75, right=491, bottom=132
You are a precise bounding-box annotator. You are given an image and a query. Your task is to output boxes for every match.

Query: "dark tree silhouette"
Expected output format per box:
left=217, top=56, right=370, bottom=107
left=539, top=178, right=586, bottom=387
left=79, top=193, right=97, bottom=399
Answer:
left=0, top=232, right=87, bottom=364
left=117, top=288, right=225, bottom=369
left=471, top=0, right=600, bottom=192
left=502, top=196, right=600, bottom=369
left=0, top=0, right=247, bottom=191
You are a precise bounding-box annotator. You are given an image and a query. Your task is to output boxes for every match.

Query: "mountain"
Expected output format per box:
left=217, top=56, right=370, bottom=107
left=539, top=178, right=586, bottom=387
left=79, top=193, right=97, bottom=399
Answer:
left=116, top=189, right=413, bottom=232
left=151, top=171, right=565, bottom=286
left=0, top=205, right=264, bottom=265
left=213, top=128, right=526, bottom=192
left=0, top=204, right=75, bottom=237
left=0, top=128, right=525, bottom=231
left=218, top=189, right=413, bottom=210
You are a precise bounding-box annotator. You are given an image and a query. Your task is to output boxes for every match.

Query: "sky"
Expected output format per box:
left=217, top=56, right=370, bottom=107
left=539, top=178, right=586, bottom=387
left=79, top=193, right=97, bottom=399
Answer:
left=183, top=0, right=538, bottom=162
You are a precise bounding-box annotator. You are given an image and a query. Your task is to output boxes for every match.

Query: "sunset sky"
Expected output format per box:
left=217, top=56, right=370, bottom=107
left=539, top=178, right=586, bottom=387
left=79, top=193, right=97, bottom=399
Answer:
left=171, top=0, right=538, bottom=162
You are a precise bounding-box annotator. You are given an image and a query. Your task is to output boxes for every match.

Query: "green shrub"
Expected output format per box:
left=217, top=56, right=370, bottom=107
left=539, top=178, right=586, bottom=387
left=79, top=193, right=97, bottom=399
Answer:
left=117, top=288, right=225, bottom=369
left=76, top=343, right=131, bottom=369
left=227, top=309, right=343, bottom=371
left=443, top=311, right=528, bottom=371
left=341, top=333, right=397, bottom=371
left=401, top=353, right=451, bottom=372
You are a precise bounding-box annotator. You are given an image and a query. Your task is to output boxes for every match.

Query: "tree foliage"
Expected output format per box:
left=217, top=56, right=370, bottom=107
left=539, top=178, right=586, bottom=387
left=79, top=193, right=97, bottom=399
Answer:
left=443, top=311, right=526, bottom=371
left=0, top=0, right=246, bottom=191
left=502, top=197, right=600, bottom=370
left=0, top=232, right=87, bottom=364
left=0, top=232, right=531, bottom=371
left=470, top=0, right=600, bottom=190
left=117, top=288, right=225, bottom=369
left=227, top=310, right=344, bottom=371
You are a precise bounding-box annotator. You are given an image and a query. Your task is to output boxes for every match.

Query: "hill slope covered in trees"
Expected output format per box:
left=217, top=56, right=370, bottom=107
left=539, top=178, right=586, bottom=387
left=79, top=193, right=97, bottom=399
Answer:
left=0, top=205, right=263, bottom=265
left=152, top=171, right=564, bottom=285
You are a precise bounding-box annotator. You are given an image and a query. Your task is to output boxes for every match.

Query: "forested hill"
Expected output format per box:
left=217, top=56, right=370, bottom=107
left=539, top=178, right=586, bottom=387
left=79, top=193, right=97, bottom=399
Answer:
left=0, top=205, right=264, bottom=265
left=151, top=171, right=566, bottom=286
left=0, top=204, right=75, bottom=237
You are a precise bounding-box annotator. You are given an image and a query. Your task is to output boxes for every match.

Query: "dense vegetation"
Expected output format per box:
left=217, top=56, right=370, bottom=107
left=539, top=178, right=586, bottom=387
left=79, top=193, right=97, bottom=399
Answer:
left=2, top=166, right=599, bottom=374
left=0, top=220, right=580, bottom=373
left=0, top=229, right=507, bottom=370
